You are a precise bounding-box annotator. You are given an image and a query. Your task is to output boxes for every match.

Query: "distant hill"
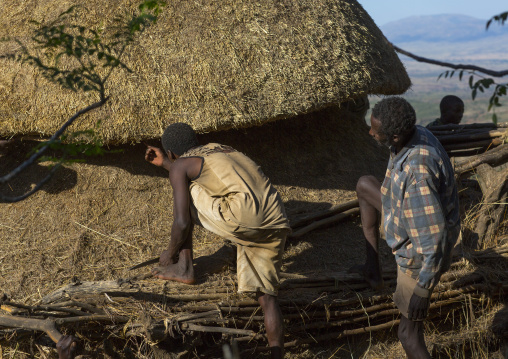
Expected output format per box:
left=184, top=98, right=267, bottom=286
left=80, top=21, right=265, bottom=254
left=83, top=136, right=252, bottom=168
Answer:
left=381, top=14, right=507, bottom=43
left=366, top=14, right=508, bottom=124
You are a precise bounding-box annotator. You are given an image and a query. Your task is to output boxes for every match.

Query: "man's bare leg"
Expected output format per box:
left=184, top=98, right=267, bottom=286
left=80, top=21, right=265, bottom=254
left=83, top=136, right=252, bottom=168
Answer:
left=152, top=226, right=195, bottom=284
left=398, top=316, right=431, bottom=359
left=350, top=175, right=384, bottom=290
left=257, top=292, right=284, bottom=359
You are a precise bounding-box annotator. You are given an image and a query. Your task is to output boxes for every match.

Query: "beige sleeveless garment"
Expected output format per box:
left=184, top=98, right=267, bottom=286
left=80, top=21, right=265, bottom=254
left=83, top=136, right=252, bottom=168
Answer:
left=182, top=143, right=290, bottom=244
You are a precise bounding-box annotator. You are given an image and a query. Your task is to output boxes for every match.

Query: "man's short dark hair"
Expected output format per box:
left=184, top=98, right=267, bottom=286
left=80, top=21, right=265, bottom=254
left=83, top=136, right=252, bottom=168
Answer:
left=372, top=97, right=416, bottom=140
left=440, top=95, right=464, bottom=113
left=161, top=123, right=199, bottom=156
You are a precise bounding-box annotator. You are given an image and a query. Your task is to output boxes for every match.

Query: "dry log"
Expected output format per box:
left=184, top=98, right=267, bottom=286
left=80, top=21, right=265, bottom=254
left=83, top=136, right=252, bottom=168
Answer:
left=290, top=199, right=359, bottom=229
left=428, top=123, right=505, bottom=131
left=288, top=208, right=360, bottom=239
left=431, top=128, right=494, bottom=136
left=455, top=143, right=508, bottom=175
left=474, top=164, right=508, bottom=246
left=447, top=148, right=489, bottom=158
left=0, top=315, right=62, bottom=343
left=443, top=138, right=503, bottom=152
left=436, top=130, right=506, bottom=145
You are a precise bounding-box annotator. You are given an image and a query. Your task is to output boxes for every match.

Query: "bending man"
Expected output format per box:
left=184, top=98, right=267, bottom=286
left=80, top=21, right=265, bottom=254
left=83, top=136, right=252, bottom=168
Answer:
left=145, top=123, right=291, bottom=358
left=354, top=97, right=460, bottom=358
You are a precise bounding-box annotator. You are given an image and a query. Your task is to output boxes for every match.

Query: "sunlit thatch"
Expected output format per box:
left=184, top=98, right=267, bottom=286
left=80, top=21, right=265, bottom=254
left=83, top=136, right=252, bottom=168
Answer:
left=0, top=0, right=410, bottom=143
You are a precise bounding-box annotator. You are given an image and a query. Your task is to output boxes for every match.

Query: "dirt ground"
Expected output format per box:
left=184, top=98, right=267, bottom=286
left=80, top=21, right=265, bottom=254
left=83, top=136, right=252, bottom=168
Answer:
left=3, top=104, right=505, bottom=358
left=0, top=104, right=392, bottom=298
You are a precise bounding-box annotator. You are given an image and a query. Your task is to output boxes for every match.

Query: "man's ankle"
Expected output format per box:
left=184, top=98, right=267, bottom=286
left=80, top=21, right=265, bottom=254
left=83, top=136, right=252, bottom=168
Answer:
left=270, top=346, right=283, bottom=359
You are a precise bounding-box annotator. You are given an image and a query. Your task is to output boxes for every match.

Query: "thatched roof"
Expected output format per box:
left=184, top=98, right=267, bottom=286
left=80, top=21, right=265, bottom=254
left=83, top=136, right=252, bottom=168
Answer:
left=0, top=0, right=410, bottom=143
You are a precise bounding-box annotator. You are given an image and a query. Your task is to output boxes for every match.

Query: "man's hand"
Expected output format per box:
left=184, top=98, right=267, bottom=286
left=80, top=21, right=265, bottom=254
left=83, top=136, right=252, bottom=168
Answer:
left=56, top=335, right=78, bottom=359
left=145, top=145, right=167, bottom=167
left=407, top=293, right=429, bottom=321
left=159, top=249, right=177, bottom=267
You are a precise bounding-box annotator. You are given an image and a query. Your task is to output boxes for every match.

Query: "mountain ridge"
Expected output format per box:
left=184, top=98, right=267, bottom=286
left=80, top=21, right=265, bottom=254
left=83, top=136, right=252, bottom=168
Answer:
left=381, top=14, right=507, bottom=43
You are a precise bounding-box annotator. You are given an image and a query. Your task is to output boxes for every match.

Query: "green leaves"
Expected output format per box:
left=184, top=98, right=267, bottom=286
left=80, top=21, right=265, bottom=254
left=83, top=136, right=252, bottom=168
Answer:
left=437, top=10, right=508, bottom=125
left=31, top=121, right=121, bottom=164
left=9, top=0, right=165, bottom=99
left=486, top=11, right=508, bottom=29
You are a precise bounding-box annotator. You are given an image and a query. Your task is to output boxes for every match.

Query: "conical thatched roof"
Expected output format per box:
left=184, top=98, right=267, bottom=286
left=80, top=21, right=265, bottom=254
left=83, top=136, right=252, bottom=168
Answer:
left=0, top=0, right=410, bottom=143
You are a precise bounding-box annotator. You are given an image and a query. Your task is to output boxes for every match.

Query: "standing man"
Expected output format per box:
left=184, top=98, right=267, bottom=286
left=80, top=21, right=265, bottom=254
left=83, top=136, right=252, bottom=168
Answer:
left=145, top=123, right=290, bottom=358
left=426, top=95, right=464, bottom=127
left=353, top=97, right=460, bottom=358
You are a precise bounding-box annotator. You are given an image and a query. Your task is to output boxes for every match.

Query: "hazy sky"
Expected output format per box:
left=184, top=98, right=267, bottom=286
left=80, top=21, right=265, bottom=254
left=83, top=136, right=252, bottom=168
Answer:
left=357, top=0, right=508, bottom=27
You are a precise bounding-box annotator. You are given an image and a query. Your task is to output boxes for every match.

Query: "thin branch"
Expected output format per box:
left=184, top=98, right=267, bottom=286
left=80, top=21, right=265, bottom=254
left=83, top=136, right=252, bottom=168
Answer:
left=0, top=98, right=108, bottom=184
left=392, top=44, right=508, bottom=78
left=0, top=97, right=109, bottom=203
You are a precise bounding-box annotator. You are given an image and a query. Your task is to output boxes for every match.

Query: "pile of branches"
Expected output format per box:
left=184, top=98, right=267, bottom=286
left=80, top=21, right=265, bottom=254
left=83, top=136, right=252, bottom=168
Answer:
left=428, top=123, right=508, bottom=157
left=454, top=142, right=508, bottom=247
left=1, top=253, right=507, bottom=357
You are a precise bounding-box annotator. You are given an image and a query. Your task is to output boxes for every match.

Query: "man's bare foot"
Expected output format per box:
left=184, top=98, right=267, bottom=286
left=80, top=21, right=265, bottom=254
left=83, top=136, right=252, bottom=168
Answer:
left=152, top=262, right=195, bottom=284
left=348, top=264, right=384, bottom=291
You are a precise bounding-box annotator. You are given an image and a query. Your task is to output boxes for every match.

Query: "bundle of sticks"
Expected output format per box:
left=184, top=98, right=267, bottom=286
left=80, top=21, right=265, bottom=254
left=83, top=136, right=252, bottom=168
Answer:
left=1, top=255, right=506, bottom=356
left=427, top=123, right=508, bottom=157
left=288, top=198, right=359, bottom=239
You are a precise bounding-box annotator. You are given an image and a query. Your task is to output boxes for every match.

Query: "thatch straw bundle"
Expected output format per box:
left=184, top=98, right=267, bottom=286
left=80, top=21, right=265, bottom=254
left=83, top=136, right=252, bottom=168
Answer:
left=0, top=0, right=410, bottom=144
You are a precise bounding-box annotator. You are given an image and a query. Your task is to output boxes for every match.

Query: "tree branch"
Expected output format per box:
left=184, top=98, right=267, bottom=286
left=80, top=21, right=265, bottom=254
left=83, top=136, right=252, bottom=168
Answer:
left=0, top=97, right=109, bottom=203
left=392, top=44, right=508, bottom=77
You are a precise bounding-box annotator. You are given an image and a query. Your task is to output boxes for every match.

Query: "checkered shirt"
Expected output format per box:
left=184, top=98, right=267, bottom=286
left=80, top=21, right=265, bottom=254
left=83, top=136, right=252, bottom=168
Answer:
left=381, top=126, right=460, bottom=296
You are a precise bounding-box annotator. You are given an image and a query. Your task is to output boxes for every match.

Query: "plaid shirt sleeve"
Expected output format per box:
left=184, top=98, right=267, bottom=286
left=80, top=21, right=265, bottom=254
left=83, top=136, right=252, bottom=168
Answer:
left=401, top=171, right=447, bottom=296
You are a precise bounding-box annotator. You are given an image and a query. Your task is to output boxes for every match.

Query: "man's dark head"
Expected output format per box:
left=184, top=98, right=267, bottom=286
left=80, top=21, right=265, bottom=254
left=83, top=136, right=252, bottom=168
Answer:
left=371, top=97, right=416, bottom=146
left=161, top=123, right=199, bottom=156
left=440, top=95, right=464, bottom=125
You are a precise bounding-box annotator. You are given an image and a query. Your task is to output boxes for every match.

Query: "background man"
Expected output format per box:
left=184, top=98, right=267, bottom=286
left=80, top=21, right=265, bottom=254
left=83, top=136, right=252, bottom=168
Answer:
left=145, top=123, right=291, bottom=358
left=426, top=95, right=464, bottom=127
left=353, top=97, right=460, bottom=358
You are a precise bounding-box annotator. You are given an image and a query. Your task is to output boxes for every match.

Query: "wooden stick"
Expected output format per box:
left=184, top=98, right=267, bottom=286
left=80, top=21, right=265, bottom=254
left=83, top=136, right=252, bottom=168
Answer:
left=180, top=323, right=256, bottom=336
left=431, top=128, right=495, bottom=135
left=443, top=138, right=503, bottom=151
left=436, top=130, right=506, bottom=144
left=290, top=199, right=359, bottom=229
left=49, top=300, right=105, bottom=314
left=447, top=148, right=488, bottom=157
left=2, top=301, right=90, bottom=316
left=427, top=123, right=504, bottom=130
left=0, top=315, right=62, bottom=343
left=55, top=315, right=129, bottom=325
left=281, top=319, right=401, bottom=349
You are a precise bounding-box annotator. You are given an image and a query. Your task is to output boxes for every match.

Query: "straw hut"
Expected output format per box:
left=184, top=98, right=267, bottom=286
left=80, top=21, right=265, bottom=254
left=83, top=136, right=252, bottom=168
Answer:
left=0, top=1, right=414, bottom=357
left=0, top=0, right=409, bottom=142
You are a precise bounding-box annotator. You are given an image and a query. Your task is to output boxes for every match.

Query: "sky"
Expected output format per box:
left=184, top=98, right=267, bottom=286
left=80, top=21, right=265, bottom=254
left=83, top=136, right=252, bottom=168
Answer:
left=357, top=0, right=508, bottom=27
